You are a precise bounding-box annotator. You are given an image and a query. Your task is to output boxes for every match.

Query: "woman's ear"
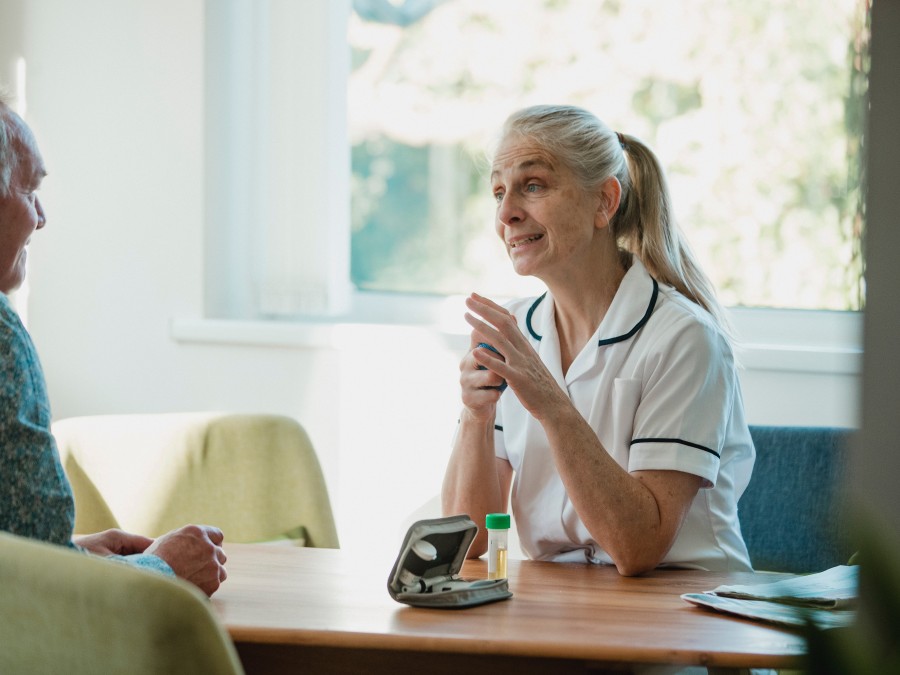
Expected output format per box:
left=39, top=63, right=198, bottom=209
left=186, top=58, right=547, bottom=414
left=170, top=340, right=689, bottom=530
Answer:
left=595, top=177, right=621, bottom=229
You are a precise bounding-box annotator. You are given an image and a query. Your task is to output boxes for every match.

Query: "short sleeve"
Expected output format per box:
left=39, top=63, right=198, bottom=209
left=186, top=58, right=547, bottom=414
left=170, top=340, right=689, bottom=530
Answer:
left=627, top=317, right=736, bottom=487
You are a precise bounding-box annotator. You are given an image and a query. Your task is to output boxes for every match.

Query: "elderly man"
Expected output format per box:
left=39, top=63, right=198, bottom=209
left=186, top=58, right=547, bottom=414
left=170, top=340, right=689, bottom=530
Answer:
left=0, top=96, right=227, bottom=596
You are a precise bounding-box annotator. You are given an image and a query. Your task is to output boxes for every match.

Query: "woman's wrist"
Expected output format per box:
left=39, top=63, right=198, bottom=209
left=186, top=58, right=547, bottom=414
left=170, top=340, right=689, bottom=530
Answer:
left=459, top=404, right=496, bottom=428
left=530, top=387, right=576, bottom=426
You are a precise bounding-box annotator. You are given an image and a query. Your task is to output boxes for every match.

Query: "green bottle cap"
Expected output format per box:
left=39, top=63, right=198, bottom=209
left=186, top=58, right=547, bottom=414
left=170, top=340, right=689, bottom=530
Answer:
left=485, top=513, right=510, bottom=529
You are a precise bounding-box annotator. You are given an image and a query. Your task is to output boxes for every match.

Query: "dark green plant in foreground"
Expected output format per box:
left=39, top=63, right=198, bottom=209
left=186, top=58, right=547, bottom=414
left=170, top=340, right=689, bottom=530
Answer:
left=804, top=522, right=900, bottom=673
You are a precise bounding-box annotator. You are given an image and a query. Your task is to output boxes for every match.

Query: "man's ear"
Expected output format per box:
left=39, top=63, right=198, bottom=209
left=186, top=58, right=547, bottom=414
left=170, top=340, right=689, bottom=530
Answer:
left=596, top=176, right=621, bottom=229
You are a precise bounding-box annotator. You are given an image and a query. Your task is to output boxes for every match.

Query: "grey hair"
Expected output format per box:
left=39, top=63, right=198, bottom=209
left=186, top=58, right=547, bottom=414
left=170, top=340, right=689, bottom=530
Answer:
left=0, top=92, right=16, bottom=197
left=500, top=104, right=731, bottom=336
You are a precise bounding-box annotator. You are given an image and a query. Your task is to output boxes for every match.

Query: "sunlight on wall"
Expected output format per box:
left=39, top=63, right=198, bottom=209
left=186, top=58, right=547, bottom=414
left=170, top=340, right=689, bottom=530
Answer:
left=14, top=57, right=26, bottom=115
left=333, top=323, right=463, bottom=558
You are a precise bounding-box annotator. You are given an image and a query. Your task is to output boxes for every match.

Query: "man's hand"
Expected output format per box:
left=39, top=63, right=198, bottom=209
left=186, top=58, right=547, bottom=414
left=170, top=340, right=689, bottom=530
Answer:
left=74, top=528, right=154, bottom=556
left=144, top=525, right=228, bottom=597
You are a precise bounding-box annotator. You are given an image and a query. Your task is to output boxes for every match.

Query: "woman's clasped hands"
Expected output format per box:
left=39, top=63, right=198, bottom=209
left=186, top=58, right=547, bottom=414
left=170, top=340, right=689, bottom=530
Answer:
left=462, top=292, right=567, bottom=423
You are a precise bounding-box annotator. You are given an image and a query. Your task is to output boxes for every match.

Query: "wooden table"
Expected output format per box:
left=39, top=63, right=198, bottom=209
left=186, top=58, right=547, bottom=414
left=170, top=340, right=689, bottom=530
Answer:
left=212, top=544, right=806, bottom=674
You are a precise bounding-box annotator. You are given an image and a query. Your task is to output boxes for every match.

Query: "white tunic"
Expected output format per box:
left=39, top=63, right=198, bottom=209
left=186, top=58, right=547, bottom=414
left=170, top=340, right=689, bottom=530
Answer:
left=494, top=258, right=754, bottom=571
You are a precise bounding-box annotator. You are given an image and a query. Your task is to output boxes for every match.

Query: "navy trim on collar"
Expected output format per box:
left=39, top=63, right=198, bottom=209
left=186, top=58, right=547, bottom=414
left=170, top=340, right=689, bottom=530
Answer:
left=597, top=278, right=659, bottom=346
left=630, top=437, right=721, bottom=459
left=523, top=279, right=659, bottom=347
left=525, top=293, right=546, bottom=341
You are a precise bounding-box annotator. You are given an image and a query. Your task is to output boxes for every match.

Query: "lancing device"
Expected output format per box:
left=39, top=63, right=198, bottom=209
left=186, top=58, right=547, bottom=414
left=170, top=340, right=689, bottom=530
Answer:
left=476, top=342, right=508, bottom=392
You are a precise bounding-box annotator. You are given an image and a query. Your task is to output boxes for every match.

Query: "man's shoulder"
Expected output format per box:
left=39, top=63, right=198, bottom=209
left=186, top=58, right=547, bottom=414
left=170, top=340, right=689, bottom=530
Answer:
left=0, top=294, right=42, bottom=390
left=0, top=294, right=25, bottom=336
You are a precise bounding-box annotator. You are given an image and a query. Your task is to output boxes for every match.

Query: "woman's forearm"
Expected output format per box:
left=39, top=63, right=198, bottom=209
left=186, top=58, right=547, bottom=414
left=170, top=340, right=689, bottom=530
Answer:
left=441, top=408, right=507, bottom=557
left=541, top=405, right=700, bottom=575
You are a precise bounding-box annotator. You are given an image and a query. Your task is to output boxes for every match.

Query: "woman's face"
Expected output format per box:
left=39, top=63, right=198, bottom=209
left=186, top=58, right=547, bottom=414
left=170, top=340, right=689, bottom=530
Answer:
left=490, top=134, right=605, bottom=283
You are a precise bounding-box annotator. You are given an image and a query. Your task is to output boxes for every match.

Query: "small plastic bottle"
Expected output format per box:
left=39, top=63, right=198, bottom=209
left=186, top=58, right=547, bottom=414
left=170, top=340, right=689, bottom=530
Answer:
left=485, top=513, right=511, bottom=580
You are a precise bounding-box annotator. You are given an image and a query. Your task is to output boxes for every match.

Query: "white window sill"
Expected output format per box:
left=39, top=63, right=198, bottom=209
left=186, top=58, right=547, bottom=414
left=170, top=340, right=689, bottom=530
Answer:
left=170, top=297, right=862, bottom=376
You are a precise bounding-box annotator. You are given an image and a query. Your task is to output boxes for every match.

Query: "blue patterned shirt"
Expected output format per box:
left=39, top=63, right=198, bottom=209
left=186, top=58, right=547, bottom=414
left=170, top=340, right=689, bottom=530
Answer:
left=0, top=293, right=172, bottom=575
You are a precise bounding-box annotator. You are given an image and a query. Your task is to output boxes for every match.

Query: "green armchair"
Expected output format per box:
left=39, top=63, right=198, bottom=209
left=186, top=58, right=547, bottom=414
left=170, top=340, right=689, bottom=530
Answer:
left=0, top=531, right=243, bottom=675
left=52, top=412, right=339, bottom=548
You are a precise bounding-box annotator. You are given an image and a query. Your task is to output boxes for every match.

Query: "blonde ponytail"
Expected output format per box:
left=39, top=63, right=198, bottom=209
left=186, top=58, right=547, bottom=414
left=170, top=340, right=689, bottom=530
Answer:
left=614, top=133, right=732, bottom=335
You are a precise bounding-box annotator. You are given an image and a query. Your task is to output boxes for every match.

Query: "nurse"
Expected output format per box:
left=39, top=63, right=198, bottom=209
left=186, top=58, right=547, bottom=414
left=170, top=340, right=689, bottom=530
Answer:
left=441, top=105, right=754, bottom=575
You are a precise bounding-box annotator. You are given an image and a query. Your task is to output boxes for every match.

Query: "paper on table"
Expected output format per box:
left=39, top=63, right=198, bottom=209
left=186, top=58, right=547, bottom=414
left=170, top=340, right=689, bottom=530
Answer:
left=681, top=593, right=857, bottom=629
left=681, top=565, right=859, bottom=629
left=707, top=565, right=858, bottom=609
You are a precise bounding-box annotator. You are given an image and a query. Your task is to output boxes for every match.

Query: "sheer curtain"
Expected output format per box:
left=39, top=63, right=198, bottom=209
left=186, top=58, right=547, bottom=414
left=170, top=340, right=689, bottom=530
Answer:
left=204, top=0, right=352, bottom=320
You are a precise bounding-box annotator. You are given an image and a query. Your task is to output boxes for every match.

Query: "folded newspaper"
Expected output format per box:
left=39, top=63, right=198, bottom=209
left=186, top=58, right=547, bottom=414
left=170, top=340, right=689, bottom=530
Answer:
left=682, top=565, right=858, bottom=629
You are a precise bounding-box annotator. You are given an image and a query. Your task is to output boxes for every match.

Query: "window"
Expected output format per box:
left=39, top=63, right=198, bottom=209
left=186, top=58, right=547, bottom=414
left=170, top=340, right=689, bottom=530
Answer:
left=348, top=0, right=868, bottom=311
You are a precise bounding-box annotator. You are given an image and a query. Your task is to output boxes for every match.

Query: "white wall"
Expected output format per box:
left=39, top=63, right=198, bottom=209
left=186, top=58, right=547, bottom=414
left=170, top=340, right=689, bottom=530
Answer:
left=4, top=0, right=861, bottom=559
